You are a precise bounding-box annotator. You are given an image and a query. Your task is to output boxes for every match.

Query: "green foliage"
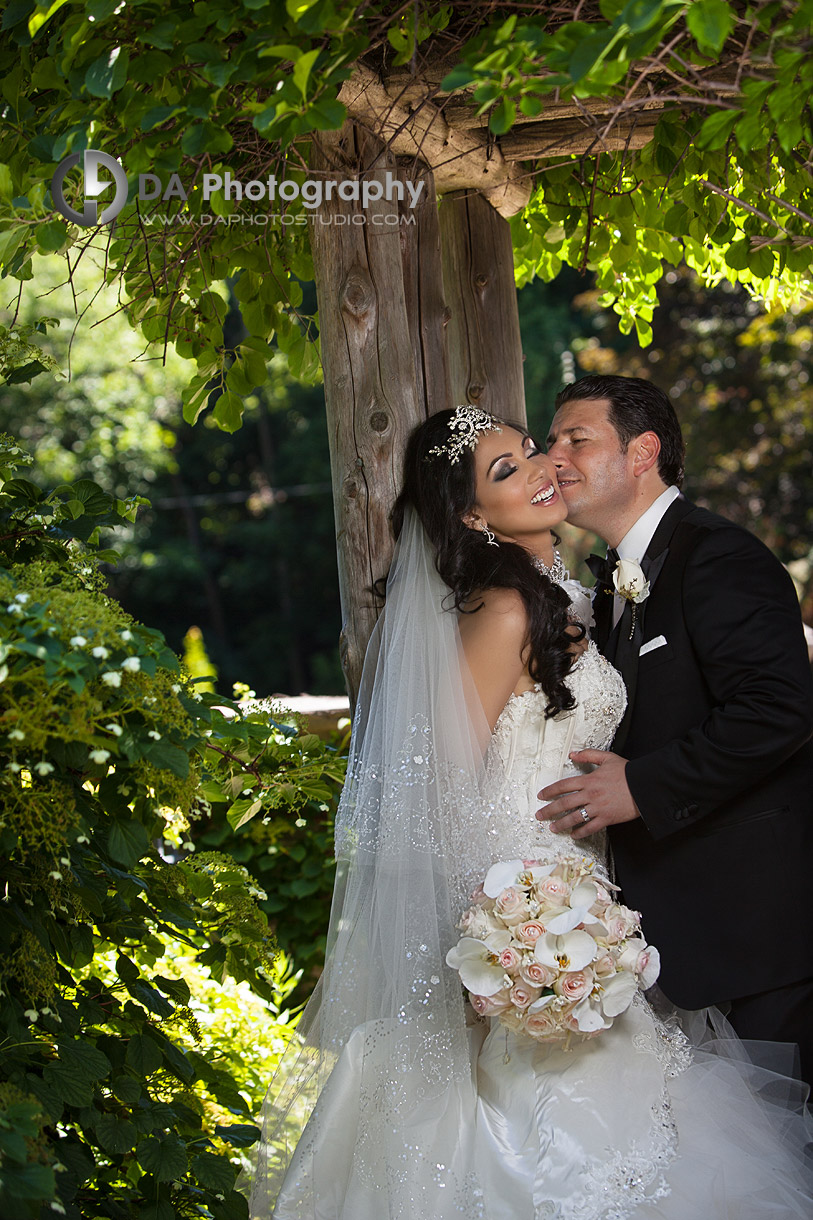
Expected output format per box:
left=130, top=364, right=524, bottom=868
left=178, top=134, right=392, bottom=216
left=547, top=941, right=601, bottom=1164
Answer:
left=1, top=2, right=812, bottom=417
left=0, top=432, right=345, bottom=1217
left=182, top=625, right=217, bottom=695
left=0, top=258, right=344, bottom=698
left=449, top=2, right=813, bottom=342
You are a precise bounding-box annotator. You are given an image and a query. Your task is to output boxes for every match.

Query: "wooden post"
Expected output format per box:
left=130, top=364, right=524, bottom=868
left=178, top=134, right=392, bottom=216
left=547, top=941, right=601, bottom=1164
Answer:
left=439, top=190, right=527, bottom=427
left=309, top=127, right=450, bottom=704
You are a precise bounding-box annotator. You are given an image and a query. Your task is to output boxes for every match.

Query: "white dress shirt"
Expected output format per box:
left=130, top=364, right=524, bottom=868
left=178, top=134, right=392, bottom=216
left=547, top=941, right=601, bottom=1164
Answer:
left=612, top=485, right=681, bottom=627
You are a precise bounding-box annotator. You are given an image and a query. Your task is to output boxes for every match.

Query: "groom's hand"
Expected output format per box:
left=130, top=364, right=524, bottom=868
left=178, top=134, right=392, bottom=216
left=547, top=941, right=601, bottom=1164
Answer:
left=536, top=750, right=641, bottom=839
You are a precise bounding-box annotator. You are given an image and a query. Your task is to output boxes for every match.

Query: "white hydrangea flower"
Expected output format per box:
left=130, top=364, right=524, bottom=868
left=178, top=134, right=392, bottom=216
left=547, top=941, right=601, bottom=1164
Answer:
left=35, top=761, right=55, bottom=776
left=101, top=671, right=121, bottom=687
left=8, top=729, right=25, bottom=741
left=92, top=646, right=110, bottom=659
left=120, top=629, right=133, bottom=641
left=105, top=723, right=123, bottom=736
left=70, top=635, right=87, bottom=647
left=121, top=656, right=141, bottom=672
left=89, top=749, right=111, bottom=764
left=147, top=730, right=161, bottom=740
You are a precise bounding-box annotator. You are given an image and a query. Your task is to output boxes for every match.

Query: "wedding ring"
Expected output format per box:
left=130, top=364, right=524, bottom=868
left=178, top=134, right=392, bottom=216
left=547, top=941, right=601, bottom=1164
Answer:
left=578, top=808, right=590, bottom=823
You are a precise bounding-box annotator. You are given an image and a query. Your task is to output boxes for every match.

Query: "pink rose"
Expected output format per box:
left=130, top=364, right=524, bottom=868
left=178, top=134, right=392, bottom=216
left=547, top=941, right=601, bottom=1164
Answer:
left=519, top=960, right=556, bottom=988
left=495, top=886, right=530, bottom=925
left=498, top=946, right=521, bottom=971
left=555, top=968, right=594, bottom=1003
left=536, top=875, right=572, bottom=905
left=517, top=920, right=546, bottom=944
left=469, top=883, right=488, bottom=905
left=469, top=989, right=511, bottom=1016
left=509, top=983, right=542, bottom=1010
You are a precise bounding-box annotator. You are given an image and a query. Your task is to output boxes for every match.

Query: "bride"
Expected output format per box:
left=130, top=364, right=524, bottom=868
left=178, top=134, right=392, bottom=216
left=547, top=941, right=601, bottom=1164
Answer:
left=247, top=406, right=812, bottom=1219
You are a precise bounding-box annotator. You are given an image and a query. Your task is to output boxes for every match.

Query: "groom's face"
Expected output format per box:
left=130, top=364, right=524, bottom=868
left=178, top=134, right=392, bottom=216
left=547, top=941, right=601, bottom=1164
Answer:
left=546, top=398, right=636, bottom=537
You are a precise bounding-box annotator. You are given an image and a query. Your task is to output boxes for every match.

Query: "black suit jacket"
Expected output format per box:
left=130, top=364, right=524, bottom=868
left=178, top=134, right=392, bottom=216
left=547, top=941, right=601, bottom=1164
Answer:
left=595, top=497, right=813, bottom=1009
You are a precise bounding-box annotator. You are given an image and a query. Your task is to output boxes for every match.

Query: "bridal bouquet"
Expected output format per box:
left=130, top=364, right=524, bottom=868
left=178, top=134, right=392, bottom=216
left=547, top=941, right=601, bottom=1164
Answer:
left=446, top=858, right=660, bottom=1043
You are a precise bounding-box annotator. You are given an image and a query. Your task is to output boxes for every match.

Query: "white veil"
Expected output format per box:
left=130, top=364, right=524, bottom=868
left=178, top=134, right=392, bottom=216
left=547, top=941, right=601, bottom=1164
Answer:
left=247, top=506, right=508, bottom=1218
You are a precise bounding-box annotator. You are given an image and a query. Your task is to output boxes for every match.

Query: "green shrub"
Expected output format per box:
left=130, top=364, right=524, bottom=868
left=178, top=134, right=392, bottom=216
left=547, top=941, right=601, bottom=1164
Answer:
left=0, top=435, right=345, bottom=1219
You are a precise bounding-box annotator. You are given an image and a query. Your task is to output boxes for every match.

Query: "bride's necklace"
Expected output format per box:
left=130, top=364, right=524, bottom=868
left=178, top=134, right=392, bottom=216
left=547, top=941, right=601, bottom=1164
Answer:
left=531, top=549, right=567, bottom=584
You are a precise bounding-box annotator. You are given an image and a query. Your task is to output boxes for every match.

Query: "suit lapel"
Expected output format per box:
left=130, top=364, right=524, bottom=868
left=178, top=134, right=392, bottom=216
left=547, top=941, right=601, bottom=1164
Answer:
left=610, top=495, right=693, bottom=753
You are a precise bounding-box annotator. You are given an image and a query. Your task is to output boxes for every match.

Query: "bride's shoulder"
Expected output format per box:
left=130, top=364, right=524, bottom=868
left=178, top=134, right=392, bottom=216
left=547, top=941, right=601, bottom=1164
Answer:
left=460, top=586, right=528, bottom=629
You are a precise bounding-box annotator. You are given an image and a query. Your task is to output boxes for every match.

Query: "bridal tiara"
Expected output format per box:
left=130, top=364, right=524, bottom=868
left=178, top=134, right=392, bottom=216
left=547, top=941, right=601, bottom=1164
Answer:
left=426, top=404, right=502, bottom=464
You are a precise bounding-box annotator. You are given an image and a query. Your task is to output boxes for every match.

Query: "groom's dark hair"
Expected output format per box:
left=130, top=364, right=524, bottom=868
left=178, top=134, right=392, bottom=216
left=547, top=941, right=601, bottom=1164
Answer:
left=555, top=375, right=685, bottom=486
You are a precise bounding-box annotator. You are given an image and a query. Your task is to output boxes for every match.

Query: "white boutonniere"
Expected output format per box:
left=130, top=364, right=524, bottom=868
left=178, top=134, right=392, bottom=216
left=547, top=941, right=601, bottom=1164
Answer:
left=612, top=558, right=650, bottom=604
left=612, top=558, right=650, bottom=640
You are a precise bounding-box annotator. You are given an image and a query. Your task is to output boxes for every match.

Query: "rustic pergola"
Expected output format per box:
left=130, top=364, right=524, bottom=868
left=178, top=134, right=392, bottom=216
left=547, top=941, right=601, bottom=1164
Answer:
left=309, top=54, right=740, bottom=702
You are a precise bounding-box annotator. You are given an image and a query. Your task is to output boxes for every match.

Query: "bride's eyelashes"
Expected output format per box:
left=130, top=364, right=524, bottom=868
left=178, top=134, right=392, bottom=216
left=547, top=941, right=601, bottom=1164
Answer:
left=492, top=439, right=542, bottom=481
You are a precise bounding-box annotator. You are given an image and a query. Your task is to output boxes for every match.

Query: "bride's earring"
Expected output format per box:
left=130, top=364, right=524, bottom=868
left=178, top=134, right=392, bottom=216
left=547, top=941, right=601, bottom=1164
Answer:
left=480, top=522, right=498, bottom=547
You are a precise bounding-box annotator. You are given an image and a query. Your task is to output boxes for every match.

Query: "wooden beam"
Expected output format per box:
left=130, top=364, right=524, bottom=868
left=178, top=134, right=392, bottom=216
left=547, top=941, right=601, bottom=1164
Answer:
left=499, top=112, right=661, bottom=160
left=310, top=126, right=426, bottom=704
left=439, top=191, right=526, bottom=427
left=338, top=64, right=532, bottom=218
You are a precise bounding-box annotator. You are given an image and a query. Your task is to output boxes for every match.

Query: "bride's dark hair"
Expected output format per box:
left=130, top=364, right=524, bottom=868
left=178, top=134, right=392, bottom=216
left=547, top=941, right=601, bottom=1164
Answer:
left=390, top=408, right=583, bottom=719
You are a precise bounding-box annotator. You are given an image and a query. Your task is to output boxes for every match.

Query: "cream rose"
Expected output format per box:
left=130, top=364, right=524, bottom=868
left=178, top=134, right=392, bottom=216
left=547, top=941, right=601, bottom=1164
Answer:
left=536, top=875, right=572, bottom=905
left=519, top=960, right=557, bottom=988
left=495, top=886, right=530, bottom=925
left=593, top=952, right=616, bottom=978
left=604, top=903, right=639, bottom=943
left=459, top=907, right=499, bottom=939
left=524, top=1008, right=560, bottom=1040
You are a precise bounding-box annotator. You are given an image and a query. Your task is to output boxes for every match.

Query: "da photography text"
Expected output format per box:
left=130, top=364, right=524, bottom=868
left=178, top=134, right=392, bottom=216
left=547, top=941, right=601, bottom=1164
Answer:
left=51, top=149, right=426, bottom=228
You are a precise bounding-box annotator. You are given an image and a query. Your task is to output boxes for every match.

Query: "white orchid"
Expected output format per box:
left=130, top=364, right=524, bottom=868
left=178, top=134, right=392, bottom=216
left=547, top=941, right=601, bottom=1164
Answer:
left=534, top=929, right=597, bottom=973
left=483, top=858, right=555, bottom=898
left=446, top=932, right=511, bottom=996
left=616, top=938, right=661, bottom=989
left=544, top=878, right=603, bottom=934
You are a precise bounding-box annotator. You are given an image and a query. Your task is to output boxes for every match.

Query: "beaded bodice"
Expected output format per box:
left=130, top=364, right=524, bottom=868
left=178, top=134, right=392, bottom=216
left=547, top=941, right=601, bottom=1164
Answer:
left=485, top=641, right=627, bottom=873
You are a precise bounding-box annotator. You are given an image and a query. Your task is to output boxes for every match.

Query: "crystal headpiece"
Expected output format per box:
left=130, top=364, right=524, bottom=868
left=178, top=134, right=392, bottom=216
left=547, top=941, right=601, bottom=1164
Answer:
left=426, top=404, right=502, bottom=464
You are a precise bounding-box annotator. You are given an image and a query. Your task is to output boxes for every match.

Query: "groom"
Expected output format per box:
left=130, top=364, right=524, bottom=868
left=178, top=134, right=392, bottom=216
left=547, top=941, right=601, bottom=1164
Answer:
left=537, top=374, right=813, bottom=1087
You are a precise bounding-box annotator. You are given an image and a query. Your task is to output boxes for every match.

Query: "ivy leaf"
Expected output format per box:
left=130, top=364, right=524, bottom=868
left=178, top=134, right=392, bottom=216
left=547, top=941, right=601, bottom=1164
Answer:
left=84, top=46, right=130, bottom=98
left=138, top=1134, right=188, bottom=1181
left=96, top=1112, right=137, bottom=1153
left=440, top=64, right=478, bottom=91
left=214, top=1123, right=261, bottom=1148
left=293, top=48, right=320, bottom=98
left=107, top=818, right=151, bottom=867
left=126, top=1032, right=164, bottom=1076
left=191, top=1150, right=237, bottom=1192
left=212, top=389, right=244, bottom=433
left=686, top=0, right=735, bottom=54
left=127, top=980, right=174, bottom=1018
left=489, top=96, right=516, bottom=135
left=697, top=108, right=740, bottom=150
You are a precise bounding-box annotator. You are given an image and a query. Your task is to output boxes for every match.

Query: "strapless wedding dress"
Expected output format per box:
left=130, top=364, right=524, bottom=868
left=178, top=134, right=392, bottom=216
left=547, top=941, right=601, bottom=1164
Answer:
left=267, top=642, right=812, bottom=1219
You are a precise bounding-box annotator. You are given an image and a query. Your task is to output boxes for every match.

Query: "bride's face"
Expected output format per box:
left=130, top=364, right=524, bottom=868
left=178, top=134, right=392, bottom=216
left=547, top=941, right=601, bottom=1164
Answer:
left=466, top=426, right=567, bottom=542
